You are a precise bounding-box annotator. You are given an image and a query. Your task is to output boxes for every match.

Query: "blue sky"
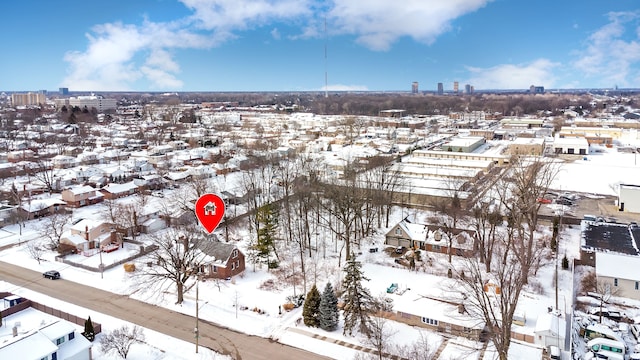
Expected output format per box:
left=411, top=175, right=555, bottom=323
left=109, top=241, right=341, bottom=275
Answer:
left=2, top=0, right=640, bottom=92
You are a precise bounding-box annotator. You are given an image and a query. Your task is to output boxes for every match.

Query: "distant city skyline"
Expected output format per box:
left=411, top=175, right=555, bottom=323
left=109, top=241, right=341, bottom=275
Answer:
left=1, top=0, right=640, bottom=92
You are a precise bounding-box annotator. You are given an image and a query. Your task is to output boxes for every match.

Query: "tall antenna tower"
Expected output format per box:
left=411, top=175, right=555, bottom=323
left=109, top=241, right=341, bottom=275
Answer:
left=324, top=16, right=328, bottom=98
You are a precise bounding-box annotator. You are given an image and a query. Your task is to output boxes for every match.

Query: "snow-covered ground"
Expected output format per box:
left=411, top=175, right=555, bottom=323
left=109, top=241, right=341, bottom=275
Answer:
left=0, top=146, right=638, bottom=359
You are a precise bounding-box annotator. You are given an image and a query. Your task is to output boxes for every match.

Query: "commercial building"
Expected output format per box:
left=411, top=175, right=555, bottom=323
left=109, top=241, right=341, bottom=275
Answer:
left=411, top=82, right=419, bottom=94
left=437, top=82, right=444, bottom=95
left=10, top=92, right=46, bottom=106
left=55, top=95, right=117, bottom=112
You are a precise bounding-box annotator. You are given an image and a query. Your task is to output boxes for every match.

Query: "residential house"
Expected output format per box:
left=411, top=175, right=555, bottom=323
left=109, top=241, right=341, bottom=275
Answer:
left=385, top=219, right=476, bottom=257
left=61, top=185, right=103, bottom=208
left=18, top=198, right=66, bottom=220
left=0, top=296, right=94, bottom=360
left=198, top=241, right=245, bottom=279
left=60, top=219, right=117, bottom=255
left=387, top=292, right=484, bottom=341
left=76, top=152, right=99, bottom=165
left=100, top=181, right=139, bottom=200
left=51, top=155, right=77, bottom=169
left=595, top=252, right=640, bottom=301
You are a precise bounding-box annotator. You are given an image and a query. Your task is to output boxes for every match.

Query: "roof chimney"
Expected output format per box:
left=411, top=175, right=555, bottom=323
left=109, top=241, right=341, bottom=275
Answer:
left=85, top=225, right=89, bottom=241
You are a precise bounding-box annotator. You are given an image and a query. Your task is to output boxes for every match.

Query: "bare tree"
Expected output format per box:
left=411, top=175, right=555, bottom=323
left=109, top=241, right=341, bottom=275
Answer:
left=366, top=314, right=397, bottom=360
left=26, top=239, right=46, bottom=264
left=496, top=156, right=558, bottom=283
left=39, top=212, right=72, bottom=250
left=99, top=325, right=145, bottom=359
left=393, top=331, right=437, bottom=360
left=135, top=225, right=208, bottom=304
left=452, top=239, right=526, bottom=360
left=27, top=159, right=58, bottom=194
left=471, top=200, right=502, bottom=272
left=581, top=270, right=620, bottom=323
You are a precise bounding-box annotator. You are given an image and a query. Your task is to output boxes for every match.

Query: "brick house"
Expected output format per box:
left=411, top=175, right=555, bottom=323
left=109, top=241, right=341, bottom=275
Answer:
left=100, top=181, right=139, bottom=200
left=61, top=185, right=103, bottom=208
left=198, top=241, right=245, bottom=279
left=60, top=219, right=117, bottom=255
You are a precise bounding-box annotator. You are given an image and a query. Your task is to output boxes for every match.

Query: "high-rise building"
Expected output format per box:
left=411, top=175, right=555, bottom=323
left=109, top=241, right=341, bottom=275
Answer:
left=437, top=82, right=444, bottom=95
left=11, top=92, right=46, bottom=106
left=453, top=81, right=459, bottom=93
left=465, top=84, right=473, bottom=94
left=59, top=87, right=69, bottom=95
left=529, top=85, right=544, bottom=94
left=411, top=82, right=419, bottom=94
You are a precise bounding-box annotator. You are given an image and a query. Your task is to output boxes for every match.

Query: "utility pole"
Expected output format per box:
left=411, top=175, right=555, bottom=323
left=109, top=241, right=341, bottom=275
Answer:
left=195, top=276, right=199, bottom=353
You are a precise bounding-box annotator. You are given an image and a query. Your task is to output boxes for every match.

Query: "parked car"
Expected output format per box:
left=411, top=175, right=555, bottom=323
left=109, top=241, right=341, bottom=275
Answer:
left=555, top=198, right=573, bottom=206
left=537, top=197, right=552, bottom=204
left=43, top=270, right=60, bottom=280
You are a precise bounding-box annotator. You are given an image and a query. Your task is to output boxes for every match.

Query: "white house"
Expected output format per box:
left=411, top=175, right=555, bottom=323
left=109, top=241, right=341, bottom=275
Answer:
left=0, top=319, right=92, bottom=360
left=596, top=252, right=640, bottom=300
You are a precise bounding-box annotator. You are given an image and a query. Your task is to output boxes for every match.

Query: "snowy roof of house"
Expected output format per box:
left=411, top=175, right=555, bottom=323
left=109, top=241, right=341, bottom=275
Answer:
left=596, top=252, right=640, bottom=280
left=39, top=320, right=75, bottom=341
left=198, top=240, right=236, bottom=265
left=70, top=218, right=106, bottom=233
left=392, top=293, right=484, bottom=330
left=62, top=234, right=88, bottom=246
left=64, top=185, right=96, bottom=195
left=101, top=181, right=138, bottom=194
left=20, top=198, right=66, bottom=212
left=0, top=331, right=57, bottom=360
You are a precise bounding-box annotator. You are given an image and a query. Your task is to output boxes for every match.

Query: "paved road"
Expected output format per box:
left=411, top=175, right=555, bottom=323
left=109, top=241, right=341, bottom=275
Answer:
left=0, top=261, right=331, bottom=360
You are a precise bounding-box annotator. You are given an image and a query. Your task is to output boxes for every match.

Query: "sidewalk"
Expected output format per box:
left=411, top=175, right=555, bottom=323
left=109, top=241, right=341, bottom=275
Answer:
left=286, top=327, right=408, bottom=360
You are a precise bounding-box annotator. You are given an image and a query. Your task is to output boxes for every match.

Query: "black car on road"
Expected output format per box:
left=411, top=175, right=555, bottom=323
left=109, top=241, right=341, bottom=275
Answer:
left=43, top=270, right=60, bottom=280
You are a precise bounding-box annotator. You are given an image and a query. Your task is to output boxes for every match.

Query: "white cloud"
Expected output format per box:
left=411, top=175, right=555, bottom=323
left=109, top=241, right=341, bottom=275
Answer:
left=327, top=0, right=493, bottom=51
left=62, top=19, right=212, bottom=91
left=180, top=0, right=312, bottom=31
left=464, top=59, right=558, bottom=89
left=61, top=0, right=497, bottom=90
left=271, top=28, right=281, bottom=40
left=573, top=11, right=640, bottom=88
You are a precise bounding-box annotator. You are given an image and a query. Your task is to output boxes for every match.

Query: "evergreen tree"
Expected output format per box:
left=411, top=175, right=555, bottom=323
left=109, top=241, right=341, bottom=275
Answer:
left=342, top=254, right=374, bottom=337
left=256, top=203, right=279, bottom=266
left=83, top=316, right=95, bottom=341
left=303, top=284, right=321, bottom=327
left=319, top=282, right=339, bottom=331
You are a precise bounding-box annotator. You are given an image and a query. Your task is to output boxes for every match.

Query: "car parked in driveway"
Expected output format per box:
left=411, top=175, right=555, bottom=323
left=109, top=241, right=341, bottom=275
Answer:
left=43, top=270, right=60, bottom=280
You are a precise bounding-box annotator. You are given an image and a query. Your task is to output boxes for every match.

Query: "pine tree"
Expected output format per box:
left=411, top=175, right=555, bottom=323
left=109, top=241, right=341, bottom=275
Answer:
left=83, top=316, right=95, bottom=341
left=256, top=203, right=280, bottom=267
left=303, top=284, right=321, bottom=327
left=319, top=282, right=339, bottom=331
left=342, top=254, right=374, bottom=337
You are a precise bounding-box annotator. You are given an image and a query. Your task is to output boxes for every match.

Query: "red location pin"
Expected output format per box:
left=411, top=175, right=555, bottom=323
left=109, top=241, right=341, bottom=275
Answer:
left=195, top=193, right=226, bottom=234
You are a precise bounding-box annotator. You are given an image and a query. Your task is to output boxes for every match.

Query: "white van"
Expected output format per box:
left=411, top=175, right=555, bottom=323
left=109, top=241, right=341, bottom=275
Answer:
left=587, top=337, right=625, bottom=360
